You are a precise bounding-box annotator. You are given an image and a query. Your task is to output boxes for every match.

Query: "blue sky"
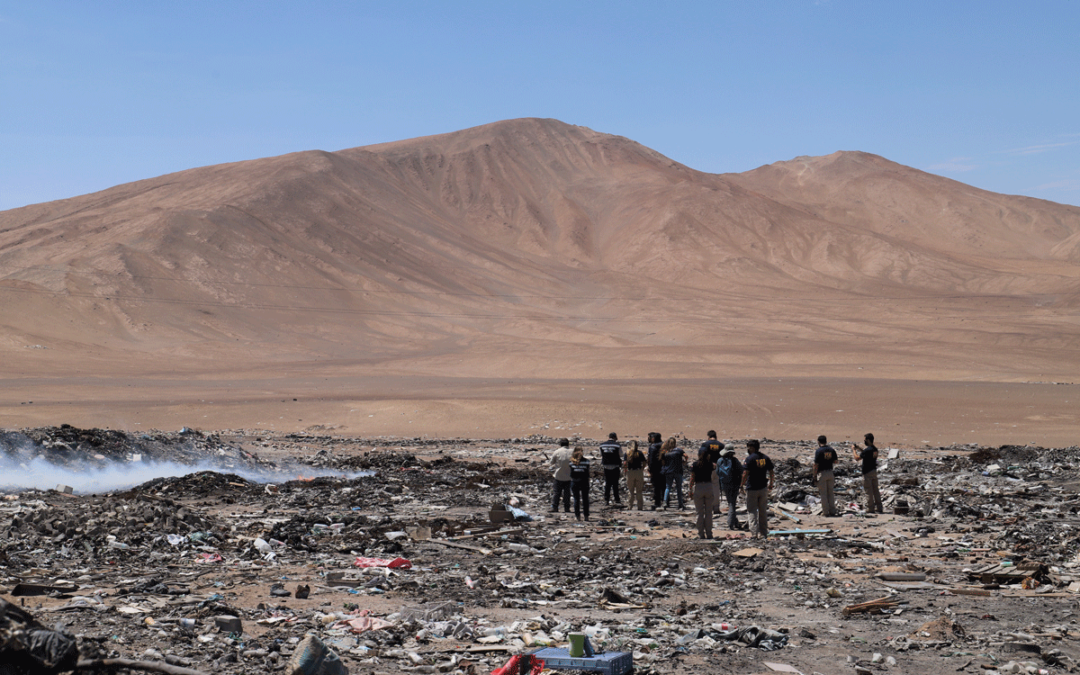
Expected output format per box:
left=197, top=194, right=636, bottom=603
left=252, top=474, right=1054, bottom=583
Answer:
left=2, top=1, right=1078, bottom=210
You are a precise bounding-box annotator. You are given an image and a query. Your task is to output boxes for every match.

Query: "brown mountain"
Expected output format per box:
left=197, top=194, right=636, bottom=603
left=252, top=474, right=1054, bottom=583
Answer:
left=2, top=118, right=1079, bottom=442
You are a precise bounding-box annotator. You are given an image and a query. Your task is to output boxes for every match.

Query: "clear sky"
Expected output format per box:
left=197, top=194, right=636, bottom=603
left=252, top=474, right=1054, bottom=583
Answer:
left=2, top=1, right=1078, bottom=211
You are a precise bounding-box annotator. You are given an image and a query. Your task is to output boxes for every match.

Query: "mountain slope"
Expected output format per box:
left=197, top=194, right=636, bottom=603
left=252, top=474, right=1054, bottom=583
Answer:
left=2, top=118, right=1080, bottom=383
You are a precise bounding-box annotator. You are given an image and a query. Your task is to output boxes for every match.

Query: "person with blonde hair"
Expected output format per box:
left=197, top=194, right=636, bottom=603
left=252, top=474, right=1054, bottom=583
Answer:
left=624, top=440, right=647, bottom=510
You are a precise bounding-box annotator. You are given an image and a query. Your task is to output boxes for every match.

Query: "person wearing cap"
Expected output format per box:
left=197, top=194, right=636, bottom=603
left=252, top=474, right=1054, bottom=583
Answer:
left=549, top=438, right=573, bottom=514
left=599, top=432, right=624, bottom=507
left=716, top=445, right=744, bottom=530
left=700, top=431, right=725, bottom=516
left=688, top=446, right=718, bottom=539
left=852, top=433, right=884, bottom=514
left=812, top=435, right=839, bottom=517
left=739, top=439, right=775, bottom=539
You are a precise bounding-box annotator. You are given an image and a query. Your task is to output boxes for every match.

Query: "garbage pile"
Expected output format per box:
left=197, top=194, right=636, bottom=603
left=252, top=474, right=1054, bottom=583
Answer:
left=1, top=427, right=1080, bottom=675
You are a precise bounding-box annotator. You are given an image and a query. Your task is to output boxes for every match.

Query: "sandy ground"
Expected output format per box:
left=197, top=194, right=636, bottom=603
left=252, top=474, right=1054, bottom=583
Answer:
left=1, top=372, right=1076, bottom=448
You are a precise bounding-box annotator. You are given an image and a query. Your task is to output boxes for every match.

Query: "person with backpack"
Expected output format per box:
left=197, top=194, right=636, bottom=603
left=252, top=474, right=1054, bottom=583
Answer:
left=569, top=446, right=592, bottom=521
left=688, top=446, right=718, bottom=539
left=700, top=431, right=725, bottom=515
left=716, top=446, right=744, bottom=530
left=599, top=432, right=624, bottom=507
left=660, top=437, right=686, bottom=510
left=813, top=435, right=839, bottom=517
left=739, top=439, right=775, bottom=539
left=647, top=432, right=665, bottom=510
left=624, top=440, right=647, bottom=510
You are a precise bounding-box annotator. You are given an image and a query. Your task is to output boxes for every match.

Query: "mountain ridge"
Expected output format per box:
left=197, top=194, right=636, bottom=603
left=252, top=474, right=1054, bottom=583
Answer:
left=2, top=117, right=1080, bottom=385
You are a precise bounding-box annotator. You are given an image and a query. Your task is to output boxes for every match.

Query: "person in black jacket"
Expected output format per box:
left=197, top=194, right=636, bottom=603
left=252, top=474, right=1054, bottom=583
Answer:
left=598, top=432, right=624, bottom=507
left=647, top=432, right=664, bottom=510
left=569, top=446, right=592, bottom=521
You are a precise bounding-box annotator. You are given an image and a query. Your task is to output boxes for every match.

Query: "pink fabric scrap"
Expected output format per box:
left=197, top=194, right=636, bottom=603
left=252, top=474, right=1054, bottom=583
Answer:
left=353, top=556, right=412, bottom=569
left=337, top=616, right=394, bottom=634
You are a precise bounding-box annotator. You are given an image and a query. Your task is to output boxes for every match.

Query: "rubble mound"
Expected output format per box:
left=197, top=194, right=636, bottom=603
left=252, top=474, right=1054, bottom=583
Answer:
left=137, top=471, right=259, bottom=499
left=5, top=491, right=219, bottom=552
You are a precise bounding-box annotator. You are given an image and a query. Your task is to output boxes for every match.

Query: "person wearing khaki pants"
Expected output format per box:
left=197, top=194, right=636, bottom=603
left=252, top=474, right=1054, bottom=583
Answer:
left=624, top=441, right=647, bottom=510
left=853, top=433, right=884, bottom=514
left=688, top=447, right=717, bottom=539
left=739, top=439, right=775, bottom=539
left=699, top=431, right=725, bottom=515
left=812, top=435, right=839, bottom=517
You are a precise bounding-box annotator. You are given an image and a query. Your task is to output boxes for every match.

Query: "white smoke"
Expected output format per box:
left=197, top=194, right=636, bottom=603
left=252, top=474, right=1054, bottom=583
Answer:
left=0, top=436, right=374, bottom=494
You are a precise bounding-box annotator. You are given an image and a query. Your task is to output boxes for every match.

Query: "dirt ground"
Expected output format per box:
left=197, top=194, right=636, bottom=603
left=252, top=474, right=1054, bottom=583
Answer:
left=2, top=427, right=1079, bottom=675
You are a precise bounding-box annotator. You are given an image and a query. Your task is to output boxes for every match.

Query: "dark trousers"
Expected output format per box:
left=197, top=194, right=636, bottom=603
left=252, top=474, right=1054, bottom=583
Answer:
left=603, top=468, right=622, bottom=504
left=552, top=479, right=571, bottom=512
left=723, top=486, right=740, bottom=528
left=572, top=480, right=590, bottom=520
left=650, top=467, right=665, bottom=506
left=664, top=473, right=684, bottom=508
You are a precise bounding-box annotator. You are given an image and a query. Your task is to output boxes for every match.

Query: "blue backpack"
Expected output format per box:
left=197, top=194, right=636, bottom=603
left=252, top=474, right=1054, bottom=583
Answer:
left=717, top=456, right=740, bottom=487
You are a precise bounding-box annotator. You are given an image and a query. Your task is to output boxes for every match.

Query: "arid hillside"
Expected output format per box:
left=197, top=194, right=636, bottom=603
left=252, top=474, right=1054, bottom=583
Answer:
left=2, top=118, right=1079, bottom=442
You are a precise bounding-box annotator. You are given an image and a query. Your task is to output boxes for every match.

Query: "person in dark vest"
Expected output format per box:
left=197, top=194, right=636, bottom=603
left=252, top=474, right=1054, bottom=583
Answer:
left=716, top=446, right=744, bottom=530
left=852, top=433, right=884, bottom=514
left=660, top=437, right=686, bottom=510
left=624, top=440, right=647, bottom=510
left=688, top=446, right=718, bottom=539
left=569, top=447, right=592, bottom=521
left=700, top=431, right=725, bottom=515
left=812, top=435, right=839, bottom=517
left=739, top=439, right=774, bottom=540
left=599, top=432, right=624, bottom=507
left=647, top=432, right=665, bottom=510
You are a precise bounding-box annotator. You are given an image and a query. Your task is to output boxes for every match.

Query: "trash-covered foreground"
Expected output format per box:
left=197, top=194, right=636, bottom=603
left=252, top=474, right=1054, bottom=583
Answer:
left=3, top=427, right=1080, bottom=675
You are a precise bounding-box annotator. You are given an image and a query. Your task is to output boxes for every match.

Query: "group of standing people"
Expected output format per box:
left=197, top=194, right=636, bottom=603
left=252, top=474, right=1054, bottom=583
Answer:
left=549, top=430, right=885, bottom=538
left=812, top=433, right=884, bottom=518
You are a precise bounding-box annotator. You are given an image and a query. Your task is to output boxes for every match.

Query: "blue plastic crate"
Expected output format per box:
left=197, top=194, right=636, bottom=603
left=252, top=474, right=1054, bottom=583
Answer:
left=529, top=647, right=633, bottom=675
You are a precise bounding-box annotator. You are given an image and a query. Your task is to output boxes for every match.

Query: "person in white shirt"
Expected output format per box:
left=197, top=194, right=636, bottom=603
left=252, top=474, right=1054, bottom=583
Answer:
left=549, top=438, right=574, bottom=513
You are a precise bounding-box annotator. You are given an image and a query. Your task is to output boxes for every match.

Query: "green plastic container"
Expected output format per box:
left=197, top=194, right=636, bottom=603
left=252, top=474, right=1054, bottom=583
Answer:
left=568, top=633, right=586, bottom=657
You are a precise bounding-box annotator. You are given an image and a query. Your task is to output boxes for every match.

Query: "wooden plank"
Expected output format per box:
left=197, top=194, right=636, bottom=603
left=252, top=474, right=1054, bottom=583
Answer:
left=429, top=539, right=492, bottom=555
left=449, top=528, right=524, bottom=541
